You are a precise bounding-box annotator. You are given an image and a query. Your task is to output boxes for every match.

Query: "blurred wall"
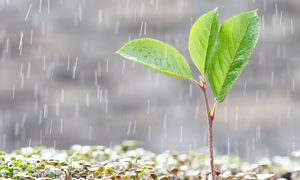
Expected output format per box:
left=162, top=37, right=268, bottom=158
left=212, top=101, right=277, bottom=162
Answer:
left=0, top=0, right=300, bottom=161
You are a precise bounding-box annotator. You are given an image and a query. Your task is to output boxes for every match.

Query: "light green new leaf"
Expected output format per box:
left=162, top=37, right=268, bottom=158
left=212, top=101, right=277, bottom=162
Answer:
left=189, top=8, right=219, bottom=76
left=117, top=38, right=193, bottom=80
left=208, top=10, right=260, bottom=102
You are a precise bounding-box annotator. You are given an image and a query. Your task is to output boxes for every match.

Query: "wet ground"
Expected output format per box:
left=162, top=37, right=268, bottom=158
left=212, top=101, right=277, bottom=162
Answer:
left=0, top=0, right=300, bottom=161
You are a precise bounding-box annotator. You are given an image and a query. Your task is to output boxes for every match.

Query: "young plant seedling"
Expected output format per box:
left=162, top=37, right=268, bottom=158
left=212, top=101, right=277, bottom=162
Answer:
left=117, top=9, right=260, bottom=179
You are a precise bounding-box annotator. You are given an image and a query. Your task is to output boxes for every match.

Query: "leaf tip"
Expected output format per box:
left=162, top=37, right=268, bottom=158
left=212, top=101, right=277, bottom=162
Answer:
left=249, top=9, right=259, bottom=17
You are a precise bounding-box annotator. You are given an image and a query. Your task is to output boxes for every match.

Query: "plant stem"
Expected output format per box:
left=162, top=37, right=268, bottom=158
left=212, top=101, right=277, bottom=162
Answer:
left=208, top=115, right=215, bottom=180
left=197, top=81, right=216, bottom=180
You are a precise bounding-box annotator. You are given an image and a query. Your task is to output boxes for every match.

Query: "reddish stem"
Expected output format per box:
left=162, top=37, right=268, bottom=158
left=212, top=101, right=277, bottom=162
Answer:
left=208, top=116, right=215, bottom=180
left=197, top=81, right=216, bottom=180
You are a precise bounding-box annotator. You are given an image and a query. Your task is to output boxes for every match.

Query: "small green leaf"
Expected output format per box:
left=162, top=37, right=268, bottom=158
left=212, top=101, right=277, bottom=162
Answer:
left=117, top=38, right=194, bottom=81
left=94, top=166, right=105, bottom=178
left=189, top=8, right=219, bottom=76
left=208, top=10, right=260, bottom=102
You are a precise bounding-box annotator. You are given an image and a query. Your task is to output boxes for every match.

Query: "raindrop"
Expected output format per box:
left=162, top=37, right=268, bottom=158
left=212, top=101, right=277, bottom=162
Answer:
left=6, top=37, right=9, bottom=53
left=292, top=77, right=296, bottom=92
left=39, top=0, right=42, bottom=14
left=255, top=125, right=261, bottom=141
left=73, top=56, right=78, bottom=79
left=127, top=120, right=132, bottom=136
left=60, top=119, right=63, bottom=134
left=18, top=32, right=23, bottom=56
left=24, top=3, right=32, bottom=22
left=98, top=9, right=103, bottom=25
left=43, top=55, right=46, bottom=71
left=53, top=140, right=56, bottom=149
left=78, top=4, right=82, bottom=21
left=26, top=62, right=31, bottom=79
left=227, top=137, right=231, bottom=155
left=139, top=21, right=143, bottom=37
left=133, top=120, right=137, bottom=134
left=19, top=63, right=24, bottom=78
left=55, top=103, right=60, bottom=116
left=86, top=93, right=89, bottom=107
left=155, top=73, right=159, bottom=88
left=234, top=106, right=239, bottom=129
left=243, top=80, right=247, bottom=96
left=148, top=68, right=151, bottom=80
left=99, top=88, right=103, bottom=104
left=43, top=104, right=48, bottom=118
left=20, top=75, right=24, bottom=88
left=148, top=125, right=151, bottom=141
left=21, top=113, right=27, bottom=128
left=252, top=137, right=255, bottom=151
left=106, top=58, right=109, bottom=72
left=12, top=84, right=15, bottom=99
left=147, top=99, right=150, bottom=114
left=144, top=21, right=147, bottom=35
left=30, top=30, right=33, bottom=45
left=38, top=110, right=43, bottom=125
left=28, top=138, right=31, bottom=147
left=275, top=3, right=278, bottom=17
left=39, top=129, right=43, bottom=145
left=279, top=11, right=283, bottom=25
left=271, top=71, right=274, bottom=88
left=47, top=0, right=50, bottom=14
left=94, top=71, right=98, bottom=86
left=121, top=60, right=126, bottom=74
left=49, top=119, right=53, bottom=135
left=291, top=19, right=294, bottom=34
left=72, top=66, right=76, bottom=79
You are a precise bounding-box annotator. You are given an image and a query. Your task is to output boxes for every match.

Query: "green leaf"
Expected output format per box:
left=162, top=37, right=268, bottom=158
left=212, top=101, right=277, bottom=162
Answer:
left=189, top=8, right=219, bottom=76
left=208, top=10, right=260, bottom=102
left=116, top=38, right=193, bottom=81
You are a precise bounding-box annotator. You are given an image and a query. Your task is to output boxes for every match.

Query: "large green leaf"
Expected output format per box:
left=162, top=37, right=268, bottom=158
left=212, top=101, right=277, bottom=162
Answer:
left=208, top=10, right=260, bottom=102
left=189, top=8, right=219, bottom=76
left=117, top=38, right=193, bottom=80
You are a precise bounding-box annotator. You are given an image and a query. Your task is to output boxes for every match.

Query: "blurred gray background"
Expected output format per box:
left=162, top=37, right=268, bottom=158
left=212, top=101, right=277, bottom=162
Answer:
left=0, top=0, right=299, bottom=161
